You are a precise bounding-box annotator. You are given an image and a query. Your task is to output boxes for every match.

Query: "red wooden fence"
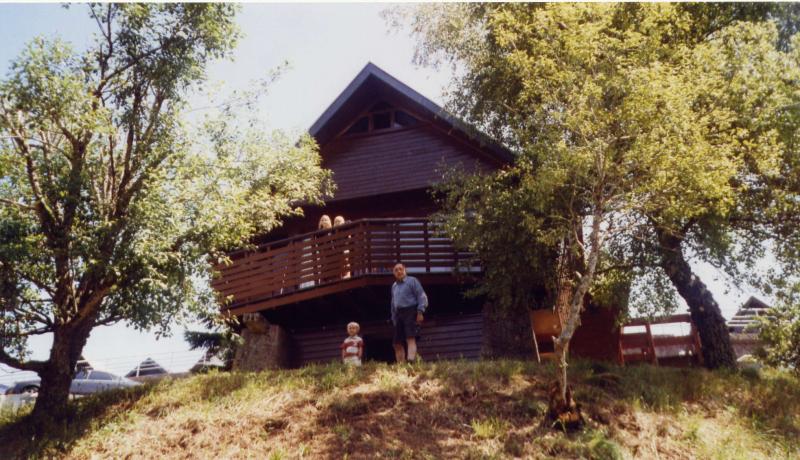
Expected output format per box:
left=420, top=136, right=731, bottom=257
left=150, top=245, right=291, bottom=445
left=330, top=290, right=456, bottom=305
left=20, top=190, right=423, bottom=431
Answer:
left=619, top=314, right=703, bottom=366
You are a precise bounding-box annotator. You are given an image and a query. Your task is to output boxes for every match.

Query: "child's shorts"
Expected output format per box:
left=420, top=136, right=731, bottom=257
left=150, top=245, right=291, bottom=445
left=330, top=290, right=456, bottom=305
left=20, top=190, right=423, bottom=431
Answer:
left=344, top=356, right=362, bottom=366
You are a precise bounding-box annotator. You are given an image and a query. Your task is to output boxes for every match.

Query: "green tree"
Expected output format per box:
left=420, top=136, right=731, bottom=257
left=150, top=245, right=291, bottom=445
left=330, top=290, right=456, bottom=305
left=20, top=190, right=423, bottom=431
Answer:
left=0, top=4, right=331, bottom=422
left=757, top=284, right=800, bottom=373
left=399, top=3, right=800, bottom=415
left=399, top=3, right=800, bottom=374
left=184, top=314, right=241, bottom=371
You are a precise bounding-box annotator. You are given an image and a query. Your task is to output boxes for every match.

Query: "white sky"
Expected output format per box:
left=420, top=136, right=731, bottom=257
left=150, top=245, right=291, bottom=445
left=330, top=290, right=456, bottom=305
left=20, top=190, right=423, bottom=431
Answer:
left=0, top=3, right=761, bottom=383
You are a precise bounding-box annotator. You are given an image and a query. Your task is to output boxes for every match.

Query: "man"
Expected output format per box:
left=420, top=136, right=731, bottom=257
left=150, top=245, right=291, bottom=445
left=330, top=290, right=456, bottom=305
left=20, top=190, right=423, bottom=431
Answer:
left=390, top=263, right=428, bottom=363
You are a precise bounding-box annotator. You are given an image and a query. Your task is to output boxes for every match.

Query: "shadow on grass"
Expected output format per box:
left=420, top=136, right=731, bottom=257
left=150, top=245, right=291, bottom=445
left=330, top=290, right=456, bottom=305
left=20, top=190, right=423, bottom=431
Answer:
left=305, top=360, right=800, bottom=456
left=0, top=384, right=154, bottom=459
left=303, top=360, right=629, bottom=458
left=1, top=360, right=796, bottom=458
left=582, top=363, right=800, bottom=439
left=0, top=371, right=255, bottom=459
left=309, top=381, right=477, bottom=458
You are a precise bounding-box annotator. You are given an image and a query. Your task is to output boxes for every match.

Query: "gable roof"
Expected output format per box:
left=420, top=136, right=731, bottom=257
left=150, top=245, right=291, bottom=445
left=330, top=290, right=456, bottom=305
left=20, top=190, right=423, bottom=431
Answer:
left=76, top=355, right=93, bottom=371
left=309, top=62, right=514, bottom=164
left=125, top=357, right=168, bottom=377
left=728, top=296, right=771, bottom=334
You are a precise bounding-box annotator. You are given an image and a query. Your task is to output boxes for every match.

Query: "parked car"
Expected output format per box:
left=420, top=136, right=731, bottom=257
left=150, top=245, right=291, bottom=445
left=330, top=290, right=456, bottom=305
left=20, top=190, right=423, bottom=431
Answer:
left=4, top=369, right=141, bottom=396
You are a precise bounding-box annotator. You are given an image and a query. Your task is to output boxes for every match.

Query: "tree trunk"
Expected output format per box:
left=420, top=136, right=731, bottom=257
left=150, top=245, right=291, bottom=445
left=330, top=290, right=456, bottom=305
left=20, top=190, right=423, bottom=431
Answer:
left=30, top=319, right=95, bottom=425
left=546, top=212, right=602, bottom=430
left=31, top=343, right=73, bottom=425
left=656, top=227, right=737, bottom=369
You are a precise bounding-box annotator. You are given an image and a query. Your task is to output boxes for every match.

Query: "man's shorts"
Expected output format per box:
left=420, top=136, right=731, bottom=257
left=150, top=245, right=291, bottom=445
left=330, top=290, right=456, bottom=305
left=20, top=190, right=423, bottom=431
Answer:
left=393, top=306, right=418, bottom=344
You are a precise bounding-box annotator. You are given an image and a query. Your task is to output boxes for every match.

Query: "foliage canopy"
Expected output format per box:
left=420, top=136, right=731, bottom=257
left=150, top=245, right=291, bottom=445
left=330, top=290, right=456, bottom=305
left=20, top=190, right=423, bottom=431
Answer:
left=407, top=2, right=800, bottom=317
left=0, top=3, right=331, bottom=418
left=399, top=3, right=800, bottom=375
left=758, top=285, right=800, bottom=373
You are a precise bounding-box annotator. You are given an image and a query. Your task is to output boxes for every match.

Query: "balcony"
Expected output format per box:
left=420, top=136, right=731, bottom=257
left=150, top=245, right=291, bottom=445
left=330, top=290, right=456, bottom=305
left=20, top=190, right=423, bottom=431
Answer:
left=213, top=218, right=478, bottom=315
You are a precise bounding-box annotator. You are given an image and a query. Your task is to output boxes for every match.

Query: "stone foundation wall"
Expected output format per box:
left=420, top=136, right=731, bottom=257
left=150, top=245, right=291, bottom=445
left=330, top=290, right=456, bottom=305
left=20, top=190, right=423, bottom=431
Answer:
left=234, top=313, right=290, bottom=371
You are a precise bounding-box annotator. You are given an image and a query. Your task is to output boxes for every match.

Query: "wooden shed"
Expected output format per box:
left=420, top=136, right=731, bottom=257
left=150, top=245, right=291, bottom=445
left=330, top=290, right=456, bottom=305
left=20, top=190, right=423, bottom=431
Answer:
left=214, top=63, right=620, bottom=368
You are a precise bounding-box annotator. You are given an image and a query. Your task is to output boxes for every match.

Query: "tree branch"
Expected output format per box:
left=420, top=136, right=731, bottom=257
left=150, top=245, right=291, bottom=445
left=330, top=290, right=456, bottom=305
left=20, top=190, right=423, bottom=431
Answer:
left=75, top=282, right=113, bottom=327
left=595, top=263, right=637, bottom=276
left=17, top=326, right=54, bottom=337
left=0, top=347, right=45, bottom=373
left=0, top=111, right=58, bottom=225
left=96, top=39, right=178, bottom=96
left=0, top=198, right=36, bottom=212
left=94, top=313, right=123, bottom=327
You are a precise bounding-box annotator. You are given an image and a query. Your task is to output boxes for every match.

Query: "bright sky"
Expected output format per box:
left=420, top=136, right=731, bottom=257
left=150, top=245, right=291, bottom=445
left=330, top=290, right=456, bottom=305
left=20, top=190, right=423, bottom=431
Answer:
left=0, top=4, right=760, bottom=383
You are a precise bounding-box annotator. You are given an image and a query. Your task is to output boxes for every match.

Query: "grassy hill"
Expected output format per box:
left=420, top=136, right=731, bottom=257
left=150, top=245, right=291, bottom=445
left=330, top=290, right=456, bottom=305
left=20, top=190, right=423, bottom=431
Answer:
left=1, top=360, right=798, bottom=459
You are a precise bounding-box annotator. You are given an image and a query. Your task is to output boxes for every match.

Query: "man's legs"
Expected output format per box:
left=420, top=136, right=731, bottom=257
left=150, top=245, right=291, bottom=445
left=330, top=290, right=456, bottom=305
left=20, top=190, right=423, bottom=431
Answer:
left=393, top=342, right=406, bottom=363
left=406, top=337, right=417, bottom=361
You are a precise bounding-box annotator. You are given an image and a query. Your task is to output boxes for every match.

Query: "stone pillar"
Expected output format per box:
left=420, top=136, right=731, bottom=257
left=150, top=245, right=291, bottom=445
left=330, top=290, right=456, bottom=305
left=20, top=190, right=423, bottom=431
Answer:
left=234, top=313, right=290, bottom=371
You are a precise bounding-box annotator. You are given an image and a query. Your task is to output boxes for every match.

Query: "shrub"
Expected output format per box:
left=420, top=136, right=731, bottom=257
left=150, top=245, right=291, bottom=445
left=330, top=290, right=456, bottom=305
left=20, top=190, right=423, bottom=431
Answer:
left=757, top=296, right=800, bottom=374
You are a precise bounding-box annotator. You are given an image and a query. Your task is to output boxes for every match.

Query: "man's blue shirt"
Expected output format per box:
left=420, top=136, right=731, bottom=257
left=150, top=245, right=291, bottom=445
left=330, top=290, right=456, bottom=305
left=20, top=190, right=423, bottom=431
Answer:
left=390, top=275, right=428, bottom=323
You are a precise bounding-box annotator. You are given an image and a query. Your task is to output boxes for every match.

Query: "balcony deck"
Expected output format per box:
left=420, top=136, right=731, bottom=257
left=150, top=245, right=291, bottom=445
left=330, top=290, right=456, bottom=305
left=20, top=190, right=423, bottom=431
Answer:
left=213, top=218, right=478, bottom=315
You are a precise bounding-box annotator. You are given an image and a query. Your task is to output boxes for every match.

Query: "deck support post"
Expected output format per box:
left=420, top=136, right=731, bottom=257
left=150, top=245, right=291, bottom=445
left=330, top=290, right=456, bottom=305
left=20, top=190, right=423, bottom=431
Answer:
left=234, top=313, right=290, bottom=371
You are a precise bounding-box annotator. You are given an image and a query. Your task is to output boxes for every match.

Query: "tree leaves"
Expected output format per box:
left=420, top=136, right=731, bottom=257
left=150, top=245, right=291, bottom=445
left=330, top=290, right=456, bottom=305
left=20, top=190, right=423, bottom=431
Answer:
left=406, top=3, right=800, bottom=317
left=0, top=4, right=330, bottom=366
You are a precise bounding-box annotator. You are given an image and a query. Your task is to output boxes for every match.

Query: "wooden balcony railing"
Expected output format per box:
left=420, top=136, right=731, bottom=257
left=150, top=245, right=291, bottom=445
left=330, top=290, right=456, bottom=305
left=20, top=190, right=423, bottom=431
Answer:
left=212, top=218, right=477, bottom=312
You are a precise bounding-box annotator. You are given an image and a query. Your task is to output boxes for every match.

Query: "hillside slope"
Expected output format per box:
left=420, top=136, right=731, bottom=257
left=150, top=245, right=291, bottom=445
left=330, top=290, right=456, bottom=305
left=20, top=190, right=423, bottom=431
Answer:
left=1, top=360, right=798, bottom=459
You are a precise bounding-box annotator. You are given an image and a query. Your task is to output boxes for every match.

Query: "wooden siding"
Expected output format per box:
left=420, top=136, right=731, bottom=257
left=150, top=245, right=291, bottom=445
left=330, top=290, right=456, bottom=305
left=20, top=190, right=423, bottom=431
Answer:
left=530, top=306, right=622, bottom=363
left=291, top=327, right=342, bottom=366
left=417, top=313, right=483, bottom=360
left=291, top=312, right=483, bottom=367
left=322, top=125, right=499, bottom=202
left=570, top=307, right=622, bottom=362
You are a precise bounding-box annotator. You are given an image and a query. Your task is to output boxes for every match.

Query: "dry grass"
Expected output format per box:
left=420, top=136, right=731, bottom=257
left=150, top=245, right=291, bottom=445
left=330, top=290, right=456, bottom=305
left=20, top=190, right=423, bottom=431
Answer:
left=0, top=360, right=798, bottom=459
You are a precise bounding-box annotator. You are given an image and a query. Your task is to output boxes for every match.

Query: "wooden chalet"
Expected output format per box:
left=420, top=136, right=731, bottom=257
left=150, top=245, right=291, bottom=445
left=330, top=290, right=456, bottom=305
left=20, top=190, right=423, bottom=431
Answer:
left=214, top=63, right=621, bottom=370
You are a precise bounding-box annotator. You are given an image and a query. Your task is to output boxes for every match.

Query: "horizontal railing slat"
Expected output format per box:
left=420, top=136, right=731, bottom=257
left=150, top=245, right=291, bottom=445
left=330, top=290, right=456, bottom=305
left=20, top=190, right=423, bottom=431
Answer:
left=214, top=218, right=478, bottom=308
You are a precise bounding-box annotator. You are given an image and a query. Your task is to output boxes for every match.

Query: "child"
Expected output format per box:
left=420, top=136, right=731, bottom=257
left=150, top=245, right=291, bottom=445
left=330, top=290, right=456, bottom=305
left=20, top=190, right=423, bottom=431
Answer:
left=341, top=322, right=364, bottom=366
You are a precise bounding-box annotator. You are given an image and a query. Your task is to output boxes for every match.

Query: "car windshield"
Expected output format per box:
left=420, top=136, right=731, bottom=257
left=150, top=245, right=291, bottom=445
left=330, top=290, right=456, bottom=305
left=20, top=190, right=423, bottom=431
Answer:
left=74, top=370, right=90, bottom=380
left=89, top=371, right=115, bottom=381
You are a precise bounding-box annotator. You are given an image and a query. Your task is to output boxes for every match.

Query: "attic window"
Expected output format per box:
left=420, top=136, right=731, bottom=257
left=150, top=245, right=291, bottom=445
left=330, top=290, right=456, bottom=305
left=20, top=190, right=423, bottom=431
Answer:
left=373, top=112, right=391, bottom=130
left=394, top=110, right=418, bottom=128
left=341, top=106, right=422, bottom=137
left=345, top=116, right=369, bottom=135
